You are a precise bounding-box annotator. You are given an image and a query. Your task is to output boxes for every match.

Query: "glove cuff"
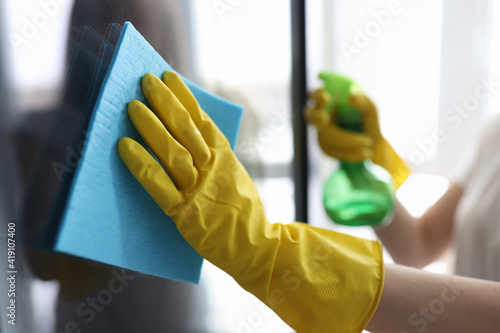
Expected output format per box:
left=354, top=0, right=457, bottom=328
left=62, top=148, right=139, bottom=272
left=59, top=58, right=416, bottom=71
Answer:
left=372, top=137, right=411, bottom=189
left=238, top=223, right=385, bottom=333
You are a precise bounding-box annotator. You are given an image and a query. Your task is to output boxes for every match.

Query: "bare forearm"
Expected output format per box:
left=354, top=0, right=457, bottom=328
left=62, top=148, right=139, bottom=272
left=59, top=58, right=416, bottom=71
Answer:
left=375, top=183, right=463, bottom=267
left=375, top=200, right=426, bottom=267
left=366, top=264, right=500, bottom=333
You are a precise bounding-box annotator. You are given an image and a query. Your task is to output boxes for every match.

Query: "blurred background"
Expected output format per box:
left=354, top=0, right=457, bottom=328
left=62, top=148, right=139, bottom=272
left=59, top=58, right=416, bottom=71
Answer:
left=1, top=0, right=499, bottom=332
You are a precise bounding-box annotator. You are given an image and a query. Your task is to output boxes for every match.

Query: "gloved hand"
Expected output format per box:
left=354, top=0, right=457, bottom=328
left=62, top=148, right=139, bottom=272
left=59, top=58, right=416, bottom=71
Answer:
left=305, top=88, right=410, bottom=188
left=118, top=72, right=384, bottom=333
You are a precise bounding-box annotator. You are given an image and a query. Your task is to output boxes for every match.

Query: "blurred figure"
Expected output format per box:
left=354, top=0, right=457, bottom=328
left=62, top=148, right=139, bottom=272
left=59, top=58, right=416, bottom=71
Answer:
left=306, top=86, right=500, bottom=282
left=13, top=0, right=207, bottom=332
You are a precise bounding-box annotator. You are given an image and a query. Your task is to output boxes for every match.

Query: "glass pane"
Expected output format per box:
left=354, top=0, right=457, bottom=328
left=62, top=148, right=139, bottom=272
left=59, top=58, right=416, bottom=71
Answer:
left=306, top=0, right=446, bottom=280
left=1, top=0, right=294, bottom=332
left=489, top=0, right=500, bottom=116
left=190, top=1, right=295, bottom=331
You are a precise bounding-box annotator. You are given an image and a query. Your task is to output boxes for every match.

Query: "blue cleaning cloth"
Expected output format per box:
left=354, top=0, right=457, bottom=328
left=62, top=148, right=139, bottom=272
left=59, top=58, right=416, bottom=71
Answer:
left=55, top=22, right=243, bottom=283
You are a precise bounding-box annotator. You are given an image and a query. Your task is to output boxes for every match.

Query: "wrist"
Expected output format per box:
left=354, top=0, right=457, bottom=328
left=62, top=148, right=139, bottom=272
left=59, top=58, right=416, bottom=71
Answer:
left=372, top=137, right=411, bottom=189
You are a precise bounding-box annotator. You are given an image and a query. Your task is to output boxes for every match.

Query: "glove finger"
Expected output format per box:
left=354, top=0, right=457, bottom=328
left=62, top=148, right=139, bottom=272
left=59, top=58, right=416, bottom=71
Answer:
left=127, top=100, right=198, bottom=190
left=318, top=126, right=374, bottom=160
left=118, top=137, right=185, bottom=214
left=320, top=144, right=372, bottom=161
left=304, top=106, right=331, bottom=129
left=349, top=94, right=377, bottom=116
left=349, top=94, right=381, bottom=140
left=141, top=73, right=212, bottom=167
left=162, top=71, right=228, bottom=149
left=308, top=88, right=330, bottom=109
left=333, top=147, right=373, bottom=162
left=320, top=126, right=374, bottom=149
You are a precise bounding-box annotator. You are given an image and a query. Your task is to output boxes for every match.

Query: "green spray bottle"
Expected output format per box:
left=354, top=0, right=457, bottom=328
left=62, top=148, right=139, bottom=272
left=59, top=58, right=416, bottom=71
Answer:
left=320, top=72, right=394, bottom=226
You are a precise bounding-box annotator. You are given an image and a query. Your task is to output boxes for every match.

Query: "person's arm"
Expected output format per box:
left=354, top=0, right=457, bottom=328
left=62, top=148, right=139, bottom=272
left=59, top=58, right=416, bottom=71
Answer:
left=375, top=183, right=463, bottom=268
left=119, top=73, right=499, bottom=332
left=305, top=90, right=463, bottom=267
left=366, top=264, right=500, bottom=333
left=118, top=72, right=386, bottom=333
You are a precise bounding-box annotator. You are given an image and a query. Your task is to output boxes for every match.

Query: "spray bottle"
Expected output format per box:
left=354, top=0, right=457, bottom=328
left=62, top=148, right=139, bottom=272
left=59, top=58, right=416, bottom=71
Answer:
left=320, top=72, right=394, bottom=226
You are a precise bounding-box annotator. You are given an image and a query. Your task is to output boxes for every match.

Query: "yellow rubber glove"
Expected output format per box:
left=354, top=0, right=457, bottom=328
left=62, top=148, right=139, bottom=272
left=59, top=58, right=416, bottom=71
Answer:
left=305, top=89, right=410, bottom=189
left=118, top=72, right=384, bottom=333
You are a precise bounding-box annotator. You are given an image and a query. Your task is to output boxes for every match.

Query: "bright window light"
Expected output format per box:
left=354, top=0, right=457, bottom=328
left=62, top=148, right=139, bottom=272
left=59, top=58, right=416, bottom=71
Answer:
left=396, top=173, right=449, bottom=218
left=5, top=0, right=73, bottom=110
left=488, top=0, right=500, bottom=116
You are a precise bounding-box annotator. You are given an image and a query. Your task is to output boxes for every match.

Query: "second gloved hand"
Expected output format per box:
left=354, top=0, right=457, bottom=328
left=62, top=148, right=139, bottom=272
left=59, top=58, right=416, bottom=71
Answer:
left=305, top=89, right=410, bottom=188
left=118, top=72, right=384, bottom=333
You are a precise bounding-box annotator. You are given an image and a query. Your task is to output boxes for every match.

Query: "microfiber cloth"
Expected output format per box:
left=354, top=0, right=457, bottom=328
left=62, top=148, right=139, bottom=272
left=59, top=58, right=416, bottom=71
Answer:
left=55, top=22, right=243, bottom=283
left=22, top=26, right=110, bottom=248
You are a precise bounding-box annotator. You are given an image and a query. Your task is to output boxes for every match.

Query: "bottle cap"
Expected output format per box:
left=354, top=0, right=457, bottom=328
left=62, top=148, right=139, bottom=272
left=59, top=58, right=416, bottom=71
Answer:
left=319, top=72, right=363, bottom=129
